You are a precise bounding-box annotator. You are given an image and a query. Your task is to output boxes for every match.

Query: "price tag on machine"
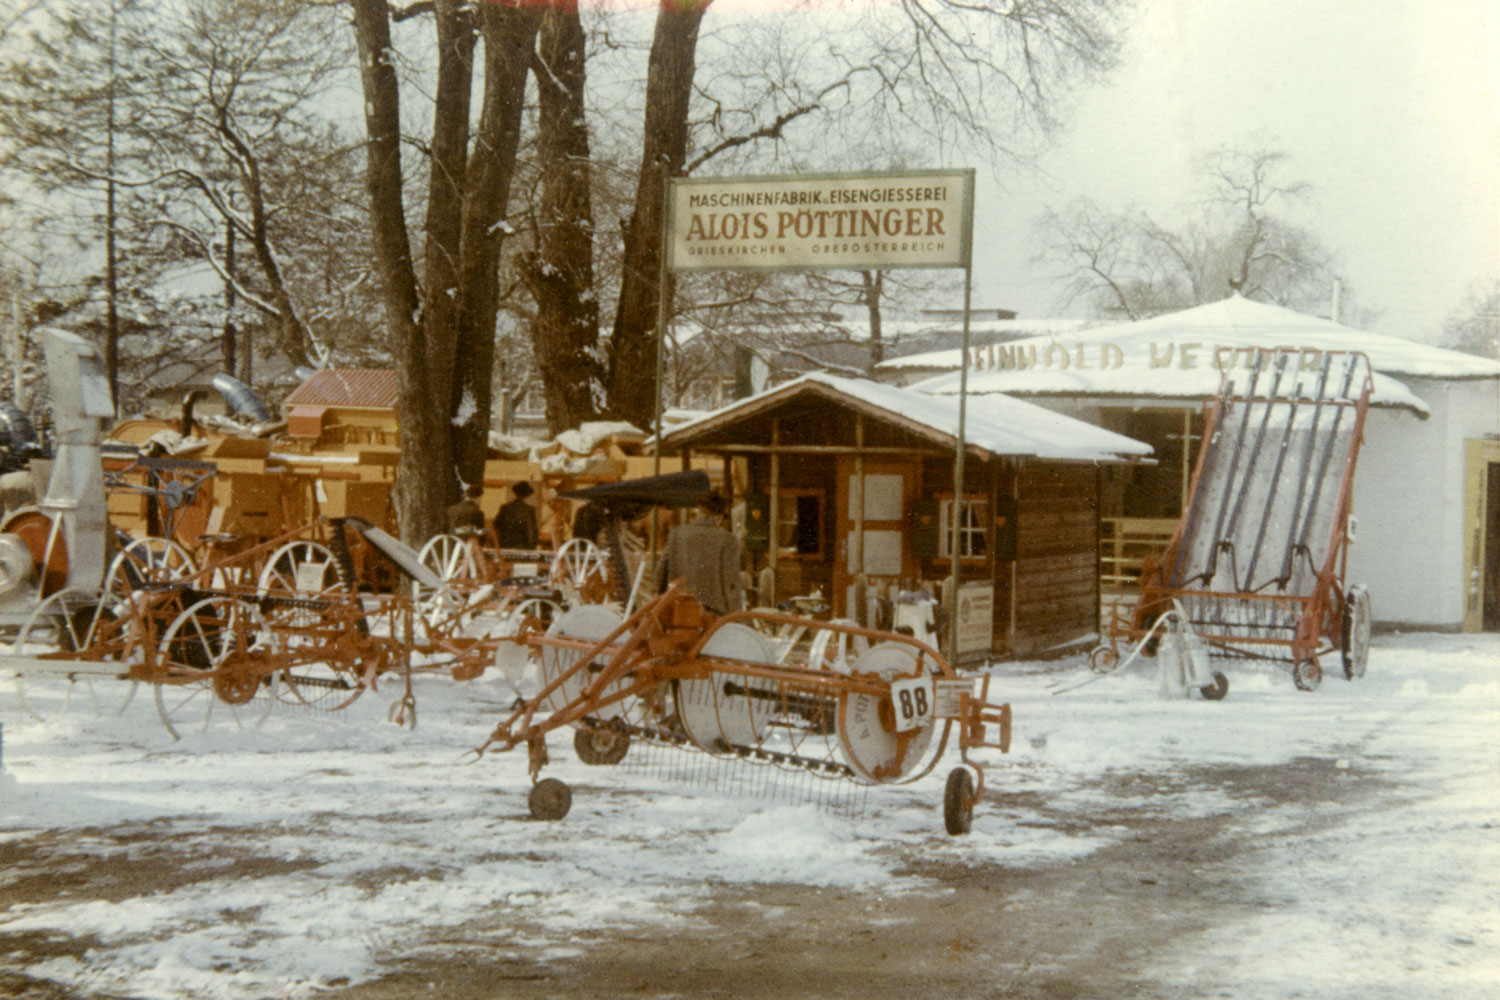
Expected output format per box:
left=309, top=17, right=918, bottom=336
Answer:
left=294, top=562, right=328, bottom=593
left=933, top=678, right=976, bottom=719
left=889, top=675, right=934, bottom=732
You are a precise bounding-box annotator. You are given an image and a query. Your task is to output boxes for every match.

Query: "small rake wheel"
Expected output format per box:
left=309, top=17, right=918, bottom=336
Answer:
left=1293, top=659, right=1323, bottom=692
left=944, top=766, right=976, bottom=836
left=1088, top=644, right=1119, bottom=674
left=574, top=724, right=630, bottom=766
left=528, top=777, right=572, bottom=820
left=1199, top=671, right=1230, bottom=701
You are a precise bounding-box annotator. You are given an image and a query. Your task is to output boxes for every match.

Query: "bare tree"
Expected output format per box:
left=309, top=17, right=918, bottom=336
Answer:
left=600, top=0, right=1125, bottom=428
left=1442, top=277, right=1500, bottom=359
left=348, top=0, right=540, bottom=541
left=1036, top=145, right=1346, bottom=319
left=519, top=4, right=606, bottom=434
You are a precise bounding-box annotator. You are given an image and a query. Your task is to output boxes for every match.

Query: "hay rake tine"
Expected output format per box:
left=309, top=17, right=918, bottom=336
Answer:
left=1271, top=352, right=1336, bottom=588
left=1282, top=356, right=1361, bottom=584
left=1196, top=352, right=1269, bottom=585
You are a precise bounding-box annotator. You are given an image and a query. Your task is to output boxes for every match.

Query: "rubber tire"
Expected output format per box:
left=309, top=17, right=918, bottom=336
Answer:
left=528, top=778, right=572, bottom=821
left=1199, top=671, right=1230, bottom=701
left=1341, top=584, right=1371, bottom=681
left=574, top=725, right=630, bottom=766
left=943, top=767, right=975, bottom=836
left=1293, top=660, right=1322, bottom=692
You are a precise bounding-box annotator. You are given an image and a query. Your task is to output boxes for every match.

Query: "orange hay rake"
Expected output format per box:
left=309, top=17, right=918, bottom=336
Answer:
left=476, top=585, right=1012, bottom=835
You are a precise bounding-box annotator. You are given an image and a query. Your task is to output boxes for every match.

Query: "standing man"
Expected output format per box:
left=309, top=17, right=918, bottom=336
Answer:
left=444, top=484, right=486, bottom=533
left=657, top=492, right=744, bottom=615
left=495, top=481, right=539, bottom=549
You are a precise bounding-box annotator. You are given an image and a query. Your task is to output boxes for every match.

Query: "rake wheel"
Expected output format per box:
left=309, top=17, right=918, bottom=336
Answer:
left=943, top=766, right=976, bottom=836
left=528, top=777, right=572, bottom=820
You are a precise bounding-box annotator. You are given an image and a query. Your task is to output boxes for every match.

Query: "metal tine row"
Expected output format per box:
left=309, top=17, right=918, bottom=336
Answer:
left=623, top=734, right=870, bottom=818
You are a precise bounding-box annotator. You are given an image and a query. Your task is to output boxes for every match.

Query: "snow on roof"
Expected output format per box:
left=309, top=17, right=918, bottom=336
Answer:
left=877, top=318, right=1096, bottom=369
left=661, top=371, right=1152, bottom=463
left=281, top=369, right=399, bottom=409
left=904, top=295, right=1489, bottom=416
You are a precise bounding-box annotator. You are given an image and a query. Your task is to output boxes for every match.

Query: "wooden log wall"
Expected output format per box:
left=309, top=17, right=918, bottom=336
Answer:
left=1013, top=463, right=1100, bottom=655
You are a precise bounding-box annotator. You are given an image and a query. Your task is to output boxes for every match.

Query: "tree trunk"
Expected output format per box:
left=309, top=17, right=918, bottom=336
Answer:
left=605, top=0, right=709, bottom=431
left=862, top=269, right=884, bottom=371
left=349, top=0, right=430, bottom=542
left=222, top=221, right=237, bottom=375
left=521, top=5, right=604, bottom=436
left=452, top=2, right=540, bottom=485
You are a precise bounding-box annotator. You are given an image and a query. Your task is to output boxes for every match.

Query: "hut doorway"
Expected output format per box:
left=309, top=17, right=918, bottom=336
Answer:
left=1463, top=439, right=1500, bottom=632
left=833, top=456, right=920, bottom=621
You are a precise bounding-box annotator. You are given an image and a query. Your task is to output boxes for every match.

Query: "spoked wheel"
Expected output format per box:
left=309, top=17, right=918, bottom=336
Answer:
left=528, top=777, right=572, bottom=820
left=1341, top=584, right=1371, bottom=680
left=12, top=588, right=137, bottom=719
left=549, top=538, right=610, bottom=605
left=103, top=536, right=198, bottom=608
left=256, top=540, right=341, bottom=598
left=414, top=533, right=482, bottom=620
left=154, top=596, right=279, bottom=740
left=1293, top=659, right=1323, bottom=692
left=574, top=723, right=631, bottom=765
left=943, top=766, right=976, bottom=836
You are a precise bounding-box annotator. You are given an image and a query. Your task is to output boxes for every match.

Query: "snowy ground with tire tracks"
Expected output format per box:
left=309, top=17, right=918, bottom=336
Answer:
left=0, top=630, right=1495, bottom=999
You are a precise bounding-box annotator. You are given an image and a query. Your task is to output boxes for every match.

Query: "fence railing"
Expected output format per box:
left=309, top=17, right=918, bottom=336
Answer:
left=1099, top=516, right=1177, bottom=627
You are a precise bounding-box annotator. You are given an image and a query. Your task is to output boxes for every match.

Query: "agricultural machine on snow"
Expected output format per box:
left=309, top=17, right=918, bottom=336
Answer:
left=1093, top=347, right=1374, bottom=692
left=475, top=470, right=1013, bottom=836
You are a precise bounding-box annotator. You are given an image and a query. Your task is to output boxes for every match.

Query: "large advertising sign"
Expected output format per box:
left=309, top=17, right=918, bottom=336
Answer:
left=665, top=169, right=974, bottom=273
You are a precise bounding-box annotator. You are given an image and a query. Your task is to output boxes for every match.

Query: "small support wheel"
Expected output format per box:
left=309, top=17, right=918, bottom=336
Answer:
left=943, top=766, right=976, bottom=836
left=528, top=777, right=572, bottom=821
left=574, top=725, right=630, bottom=765
left=1199, top=671, right=1230, bottom=701
left=1293, top=660, right=1322, bottom=692
left=1088, top=645, right=1118, bottom=674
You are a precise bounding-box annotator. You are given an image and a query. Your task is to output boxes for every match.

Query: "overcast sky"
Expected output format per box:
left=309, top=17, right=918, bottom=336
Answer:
left=964, top=0, right=1499, bottom=342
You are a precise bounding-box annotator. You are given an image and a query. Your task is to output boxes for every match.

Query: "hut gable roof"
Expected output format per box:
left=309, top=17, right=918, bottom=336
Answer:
left=281, top=369, right=399, bottom=410
left=660, top=372, right=1151, bottom=464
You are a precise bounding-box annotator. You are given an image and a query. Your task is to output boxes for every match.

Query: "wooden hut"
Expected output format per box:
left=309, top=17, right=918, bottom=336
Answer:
left=658, top=373, right=1150, bottom=661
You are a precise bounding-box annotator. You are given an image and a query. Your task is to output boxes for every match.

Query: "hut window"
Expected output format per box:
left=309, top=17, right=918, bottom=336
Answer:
left=938, top=497, right=989, bottom=559
left=777, top=490, right=823, bottom=556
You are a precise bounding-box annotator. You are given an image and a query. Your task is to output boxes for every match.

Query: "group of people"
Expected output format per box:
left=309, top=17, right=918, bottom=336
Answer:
left=441, top=480, right=745, bottom=616
left=443, top=481, right=539, bottom=549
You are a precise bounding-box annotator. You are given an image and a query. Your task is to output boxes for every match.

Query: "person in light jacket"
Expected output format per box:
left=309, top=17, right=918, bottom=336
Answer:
left=656, top=492, right=744, bottom=615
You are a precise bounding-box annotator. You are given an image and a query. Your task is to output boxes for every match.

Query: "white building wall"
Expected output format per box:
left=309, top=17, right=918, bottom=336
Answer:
left=1347, top=379, right=1500, bottom=628
left=978, top=379, right=1500, bottom=629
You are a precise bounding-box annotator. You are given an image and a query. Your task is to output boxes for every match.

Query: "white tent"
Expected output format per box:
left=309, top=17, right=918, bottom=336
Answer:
left=882, top=295, right=1500, bottom=631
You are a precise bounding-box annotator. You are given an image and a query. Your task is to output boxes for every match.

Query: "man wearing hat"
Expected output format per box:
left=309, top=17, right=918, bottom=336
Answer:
left=494, top=481, right=539, bottom=549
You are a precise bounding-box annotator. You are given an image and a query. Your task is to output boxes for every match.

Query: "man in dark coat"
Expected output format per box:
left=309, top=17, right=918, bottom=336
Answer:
left=495, top=481, right=539, bottom=549
left=656, top=492, right=744, bottom=615
left=444, top=484, right=486, bottom=533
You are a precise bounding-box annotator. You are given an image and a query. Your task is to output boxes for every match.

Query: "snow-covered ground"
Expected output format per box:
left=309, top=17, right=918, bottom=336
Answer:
left=0, top=631, right=1496, bottom=999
